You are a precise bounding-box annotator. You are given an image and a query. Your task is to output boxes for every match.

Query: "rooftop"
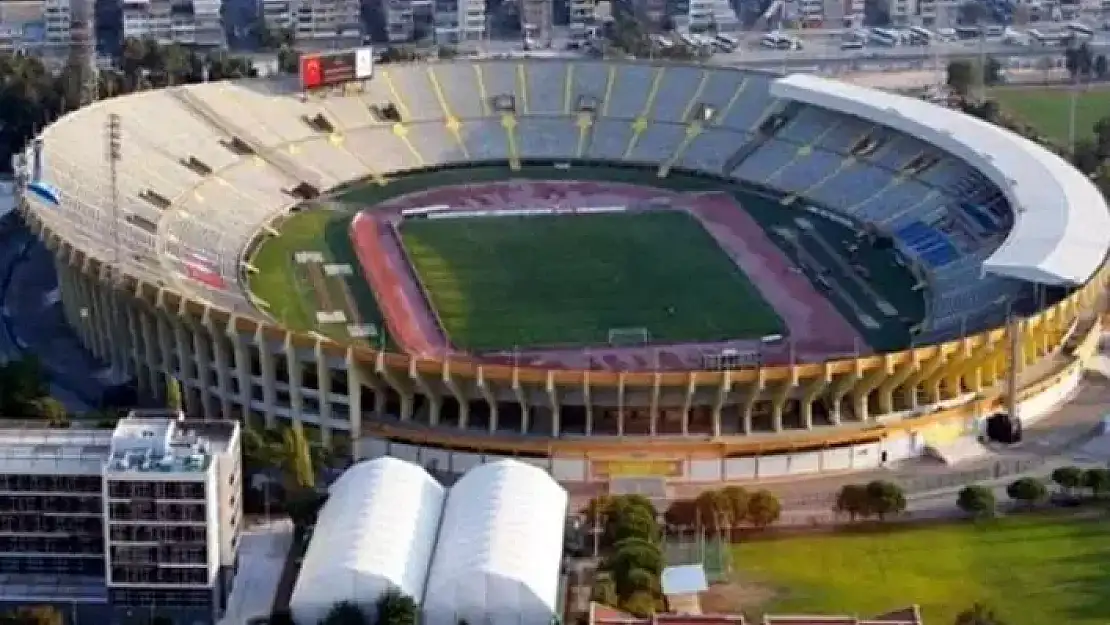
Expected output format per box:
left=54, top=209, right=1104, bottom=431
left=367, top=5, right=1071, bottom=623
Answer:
left=107, top=410, right=237, bottom=474
left=0, top=411, right=237, bottom=476
left=589, top=604, right=923, bottom=625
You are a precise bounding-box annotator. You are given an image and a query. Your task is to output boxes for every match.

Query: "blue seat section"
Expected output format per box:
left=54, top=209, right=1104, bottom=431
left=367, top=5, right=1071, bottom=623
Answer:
left=895, top=221, right=959, bottom=267
left=960, top=203, right=997, bottom=234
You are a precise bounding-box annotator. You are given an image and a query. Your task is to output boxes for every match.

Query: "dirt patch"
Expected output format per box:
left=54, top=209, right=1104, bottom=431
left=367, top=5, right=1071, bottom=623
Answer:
left=701, top=578, right=779, bottom=615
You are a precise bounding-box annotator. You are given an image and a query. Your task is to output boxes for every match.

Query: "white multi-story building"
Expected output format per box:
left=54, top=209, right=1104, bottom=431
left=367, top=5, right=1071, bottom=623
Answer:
left=289, top=0, right=362, bottom=49
left=432, top=0, right=486, bottom=44
left=882, top=0, right=917, bottom=25
left=0, top=412, right=241, bottom=625
left=0, top=0, right=75, bottom=53
left=567, top=0, right=596, bottom=45
left=686, top=0, right=738, bottom=31
left=387, top=0, right=484, bottom=45
left=121, top=0, right=224, bottom=47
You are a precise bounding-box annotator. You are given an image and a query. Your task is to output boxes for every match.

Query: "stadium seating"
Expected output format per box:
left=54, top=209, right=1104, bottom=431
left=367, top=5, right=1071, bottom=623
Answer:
left=28, top=59, right=1020, bottom=344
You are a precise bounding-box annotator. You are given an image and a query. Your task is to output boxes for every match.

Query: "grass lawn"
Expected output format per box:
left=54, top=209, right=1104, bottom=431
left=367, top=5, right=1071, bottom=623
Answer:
left=399, top=210, right=784, bottom=351
left=729, top=514, right=1110, bottom=625
left=247, top=208, right=388, bottom=344
left=989, top=86, right=1110, bottom=144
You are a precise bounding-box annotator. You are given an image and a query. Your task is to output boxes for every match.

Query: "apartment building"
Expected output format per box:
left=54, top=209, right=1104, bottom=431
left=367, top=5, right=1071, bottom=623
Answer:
left=661, top=0, right=738, bottom=32
left=0, top=412, right=241, bottom=625
left=521, top=0, right=552, bottom=42
left=568, top=0, right=597, bottom=45
left=432, top=0, right=486, bottom=44
left=289, top=0, right=362, bottom=49
left=121, top=0, right=224, bottom=47
left=0, top=0, right=76, bottom=53
left=881, top=0, right=917, bottom=25
left=385, top=0, right=484, bottom=45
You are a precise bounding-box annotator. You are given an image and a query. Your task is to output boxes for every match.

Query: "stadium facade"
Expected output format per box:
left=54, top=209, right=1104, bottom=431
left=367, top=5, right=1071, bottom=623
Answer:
left=16, top=59, right=1109, bottom=485
left=0, top=412, right=242, bottom=625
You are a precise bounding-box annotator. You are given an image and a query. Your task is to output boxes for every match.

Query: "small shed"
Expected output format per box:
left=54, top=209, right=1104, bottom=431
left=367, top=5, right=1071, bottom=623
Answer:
left=660, top=564, right=709, bottom=615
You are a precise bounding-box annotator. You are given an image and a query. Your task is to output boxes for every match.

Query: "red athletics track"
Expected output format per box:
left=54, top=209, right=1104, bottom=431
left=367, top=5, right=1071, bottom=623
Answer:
left=348, top=181, right=866, bottom=370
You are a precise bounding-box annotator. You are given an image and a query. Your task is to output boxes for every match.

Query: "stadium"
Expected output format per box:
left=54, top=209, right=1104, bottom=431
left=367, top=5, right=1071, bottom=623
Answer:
left=15, top=57, right=1110, bottom=485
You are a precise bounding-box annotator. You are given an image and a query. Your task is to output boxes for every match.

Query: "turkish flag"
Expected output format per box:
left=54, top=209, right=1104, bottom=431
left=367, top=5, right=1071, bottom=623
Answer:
left=302, top=57, right=322, bottom=89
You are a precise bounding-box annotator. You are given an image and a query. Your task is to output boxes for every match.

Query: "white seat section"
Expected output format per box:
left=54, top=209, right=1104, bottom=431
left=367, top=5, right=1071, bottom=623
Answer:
left=524, top=61, right=570, bottom=115
left=183, top=82, right=313, bottom=146
left=434, top=64, right=487, bottom=119
left=347, top=126, right=426, bottom=173
left=605, top=64, right=655, bottom=120
left=678, top=128, right=751, bottom=174
left=292, top=137, right=371, bottom=184
left=319, top=95, right=378, bottom=130
left=460, top=119, right=511, bottom=162
left=516, top=118, right=578, bottom=160
left=406, top=122, right=468, bottom=166
left=382, top=66, right=446, bottom=123
left=585, top=118, right=635, bottom=161
left=627, top=123, right=687, bottom=165
left=567, top=61, right=611, bottom=111
left=650, top=66, right=708, bottom=124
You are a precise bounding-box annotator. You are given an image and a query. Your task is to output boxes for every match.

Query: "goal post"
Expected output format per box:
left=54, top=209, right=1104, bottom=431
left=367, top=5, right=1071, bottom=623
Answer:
left=607, top=327, right=650, bottom=346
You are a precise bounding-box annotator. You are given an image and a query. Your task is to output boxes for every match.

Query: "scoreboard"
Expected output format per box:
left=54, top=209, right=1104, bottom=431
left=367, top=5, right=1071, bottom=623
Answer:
left=299, top=47, right=374, bottom=90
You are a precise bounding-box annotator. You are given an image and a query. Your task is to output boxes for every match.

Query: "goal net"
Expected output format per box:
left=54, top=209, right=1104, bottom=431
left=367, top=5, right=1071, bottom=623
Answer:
left=607, top=327, right=650, bottom=346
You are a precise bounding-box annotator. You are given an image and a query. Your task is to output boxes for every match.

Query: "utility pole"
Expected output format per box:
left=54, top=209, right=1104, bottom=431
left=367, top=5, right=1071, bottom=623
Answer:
left=1005, top=311, right=1022, bottom=421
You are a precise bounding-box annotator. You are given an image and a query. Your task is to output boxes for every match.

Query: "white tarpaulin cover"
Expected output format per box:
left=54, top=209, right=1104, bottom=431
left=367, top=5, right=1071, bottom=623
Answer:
left=772, top=73, right=1110, bottom=286
left=423, top=459, right=568, bottom=625
left=289, top=457, right=446, bottom=625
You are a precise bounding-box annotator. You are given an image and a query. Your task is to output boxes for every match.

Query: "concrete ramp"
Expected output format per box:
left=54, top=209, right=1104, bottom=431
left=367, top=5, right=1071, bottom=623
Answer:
left=923, top=436, right=991, bottom=465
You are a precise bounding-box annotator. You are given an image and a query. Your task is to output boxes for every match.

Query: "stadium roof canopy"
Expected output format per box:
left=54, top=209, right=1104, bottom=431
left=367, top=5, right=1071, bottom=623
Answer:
left=289, top=457, right=446, bottom=625
left=772, top=74, right=1110, bottom=287
left=423, top=459, right=568, bottom=625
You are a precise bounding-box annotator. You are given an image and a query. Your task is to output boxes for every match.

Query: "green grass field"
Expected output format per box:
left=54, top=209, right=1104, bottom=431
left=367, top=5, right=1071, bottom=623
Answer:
left=248, top=164, right=925, bottom=352
left=247, top=208, right=387, bottom=344
left=730, top=514, right=1110, bottom=625
left=399, top=210, right=785, bottom=351
left=990, top=86, right=1110, bottom=144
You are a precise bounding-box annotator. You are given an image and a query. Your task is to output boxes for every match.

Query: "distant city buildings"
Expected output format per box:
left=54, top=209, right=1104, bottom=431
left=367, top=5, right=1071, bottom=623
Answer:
left=121, top=0, right=225, bottom=47
left=0, top=412, right=241, bottom=625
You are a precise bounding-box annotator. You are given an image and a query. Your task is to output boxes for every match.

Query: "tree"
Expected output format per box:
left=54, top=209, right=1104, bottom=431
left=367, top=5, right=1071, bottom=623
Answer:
left=1006, top=477, right=1047, bottom=508
left=616, top=567, right=660, bottom=598
left=604, top=541, right=664, bottom=582
left=947, top=60, right=974, bottom=98
left=1051, top=466, right=1084, bottom=496
left=621, top=590, right=658, bottom=618
left=321, top=601, right=369, bottom=625
left=0, top=606, right=64, bottom=625
left=151, top=618, right=174, bottom=625
left=1065, top=42, right=1095, bottom=79
left=1096, top=54, right=1109, bottom=79
left=694, top=489, right=730, bottom=531
left=28, top=397, right=68, bottom=427
left=590, top=572, right=619, bottom=606
left=834, top=484, right=870, bottom=521
left=0, top=357, right=49, bottom=416
left=375, top=589, right=418, bottom=625
left=956, top=485, right=996, bottom=518
left=664, top=498, right=698, bottom=527
left=165, top=374, right=183, bottom=412
left=865, top=480, right=907, bottom=521
left=745, top=489, right=782, bottom=529
left=954, top=602, right=1006, bottom=625
left=1083, top=467, right=1110, bottom=498
left=719, top=485, right=749, bottom=528
left=282, top=423, right=315, bottom=490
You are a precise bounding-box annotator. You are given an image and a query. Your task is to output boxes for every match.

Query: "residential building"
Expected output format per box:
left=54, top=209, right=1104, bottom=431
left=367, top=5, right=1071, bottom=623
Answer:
left=0, top=0, right=74, bottom=53
left=432, top=0, right=486, bottom=45
left=568, top=0, right=596, bottom=45
left=521, top=0, right=553, bottom=43
left=0, top=412, right=242, bottom=625
left=121, top=0, right=224, bottom=47
left=289, top=0, right=362, bottom=49
left=882, top=0, right=917, bottom=25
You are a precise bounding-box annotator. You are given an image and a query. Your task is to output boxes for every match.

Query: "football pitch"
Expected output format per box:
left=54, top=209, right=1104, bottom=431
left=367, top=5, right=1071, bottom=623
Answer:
left=399, top=211, right=785, bottom=351
left=990, top=85, right=1110, bottom=144
left=729, top=514, right=1110, bottom=625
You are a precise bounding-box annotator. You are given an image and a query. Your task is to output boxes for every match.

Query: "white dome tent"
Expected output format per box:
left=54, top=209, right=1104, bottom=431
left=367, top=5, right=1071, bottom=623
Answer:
left=288, top=457, right=446, bottom=625
left=422, top=459, right=568, bottom=625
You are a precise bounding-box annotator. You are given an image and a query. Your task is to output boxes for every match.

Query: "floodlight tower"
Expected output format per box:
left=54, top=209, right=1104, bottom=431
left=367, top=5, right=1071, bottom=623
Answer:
left=107, top=112, right=122, bottom=277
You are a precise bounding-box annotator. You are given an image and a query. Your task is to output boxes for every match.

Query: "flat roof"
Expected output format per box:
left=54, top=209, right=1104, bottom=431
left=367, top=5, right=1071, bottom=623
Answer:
left=107, top=412, right=236, bottom=475
left=772, top=73, right=1110, bottom=286
left=0, top=428, right=113, bottom=475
